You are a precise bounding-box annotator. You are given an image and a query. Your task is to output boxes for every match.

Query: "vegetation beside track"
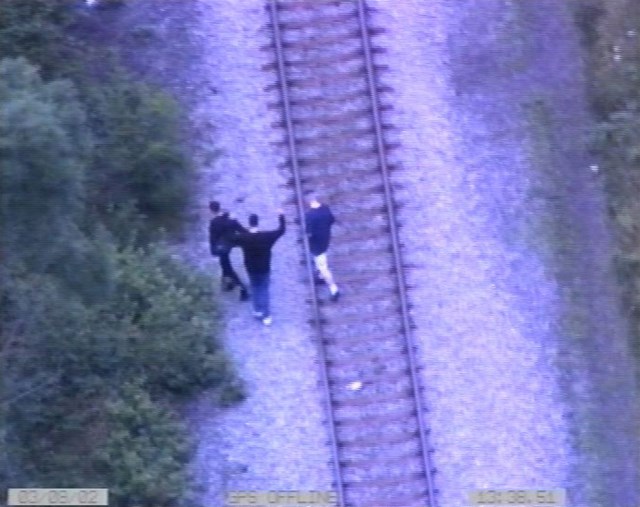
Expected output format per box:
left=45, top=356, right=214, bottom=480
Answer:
left=0, top=2, right=243, bottom=505
left=570, top=0, right=640, bottom=361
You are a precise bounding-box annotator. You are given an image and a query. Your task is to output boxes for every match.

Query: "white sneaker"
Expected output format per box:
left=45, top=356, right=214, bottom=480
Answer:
left=262, top=316, right=273, bottom=326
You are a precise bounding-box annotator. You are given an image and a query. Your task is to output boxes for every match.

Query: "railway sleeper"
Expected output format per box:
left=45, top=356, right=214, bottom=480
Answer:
left=334, top=203, right=395, bottom=222
left=326, top=351, right=402, bottom=380
left=281, top=28, right=362, bottom=51
left=286, top=114, right=376, bottom=139
left=272, top=0, right=352, bottom=12
left=320, top=287, right=400, bottom=310
left=332, top=381, right=414, bottom=407
left=324, top=349, right=406, bottom=370
left=334, top=405, right=416, bottom=428
left=296, top=172, right=385, bottom=192
left=297, top=146, right=378, bottom=167
left=296, top=139, right=376, bottom=160
left=340, top=439, right=422, bottom=468
left=324, top=337, right=406, bottom=360
left=343, top=471, right=428, bottom=495
left=340, top=453, right=425, bottom=483
left=331, top=377, right=414, bottom=406
left=330, top=256, right=398, bottom=276
left=292, top=122, right=374, bottom=144
left=276, top=10, right=358, bottom=31
left=321, top=307, right=402, bottom=331
left=321, top=319, right=401, bottom=338
left=320, top=293, right=397, bottom=317
left=328, top=359, right=410, bottom=384
left=335, top=399, right=418, bottom=432
left=322, top=191, right=389, bottom=209
left=296, top=142, right=397, bottom=170
left=284, top=56, right=364, bottom=81
left=323, top=344, right=408, bottom=368
left=283, top=47, right=363, bottom=70
left=330, top=268, right=398, bottom=288
left=328, top=236, right=394, bottom=255
left=288, top=87, right=370, bottom=110
left=287, top=101, right=371, bottom=126
left=344, top=483, right=429, bottom=507
left=291, top=101, right=392, bottom=124
left=338, top=436, right=422, bottom=469
left=280, top=108, right=370, bottom=131
left=266, top=80, right=367, bottom=107
left=337, top=424, right=420, bottom=450
left=333, top=395, right=417, bottom=426
left=351, top=495, right=430, bottom=507
left=261, top=41, right=362, bottom=74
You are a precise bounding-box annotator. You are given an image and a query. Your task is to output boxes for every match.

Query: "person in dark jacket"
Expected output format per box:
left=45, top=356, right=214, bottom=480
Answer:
left=305, top=193, right=340, bottom=301
left=209, top=201, right=249, bottom=301
left=232, top=210, right=285, bottom=326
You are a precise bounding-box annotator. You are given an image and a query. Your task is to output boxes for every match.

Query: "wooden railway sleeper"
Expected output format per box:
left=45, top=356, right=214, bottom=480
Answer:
left=281, top=28, right=362, bottom=50
left=338, top=427, right=420, bottom=449
left=276, top=10, right=358, bottom=30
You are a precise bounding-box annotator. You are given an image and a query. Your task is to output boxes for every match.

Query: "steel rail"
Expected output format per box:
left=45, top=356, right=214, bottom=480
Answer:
left=267, top=1, right=347, bottom=506
left=354, top=0, right=438, bottom=505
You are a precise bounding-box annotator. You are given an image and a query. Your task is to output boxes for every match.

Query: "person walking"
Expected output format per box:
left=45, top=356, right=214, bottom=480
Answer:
left=305, top=193, right=340, bottom=301
left=208, top=201, right=249, bottom=301
left=232, top=210, right=286, bottom=326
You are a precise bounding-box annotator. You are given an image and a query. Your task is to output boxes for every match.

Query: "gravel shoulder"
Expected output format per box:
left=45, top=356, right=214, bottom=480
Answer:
left=368, top=0, right=640, bottom=505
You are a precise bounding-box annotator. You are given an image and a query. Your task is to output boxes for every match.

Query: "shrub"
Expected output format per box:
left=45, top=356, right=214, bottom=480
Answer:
left=0, top=0, right=79, bottom=79
left=100, top=379, right=191, bottom=507
left=0, top=57, right=90, bottom=273
left=84, top=77, right=192, bottom=236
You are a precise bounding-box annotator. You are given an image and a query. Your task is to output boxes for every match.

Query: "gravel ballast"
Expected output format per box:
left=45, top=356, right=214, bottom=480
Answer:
left=367, top=0, right=640, bottom=505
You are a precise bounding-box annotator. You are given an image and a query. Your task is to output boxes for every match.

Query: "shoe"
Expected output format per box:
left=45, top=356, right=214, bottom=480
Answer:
left=262, top=316, right=272, bottom=326
left=330, top=290, right=340, bottom=302
left=239, top=289, right=249, bottom=301
left=253, top=311, right=264, bottom=320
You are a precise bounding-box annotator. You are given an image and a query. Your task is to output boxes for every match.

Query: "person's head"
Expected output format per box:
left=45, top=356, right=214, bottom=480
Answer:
left=209, top=200, right=221, bottom=214
left=249, top=213, right=259, bottom=228
left=306, top=191, right=321, bottom=208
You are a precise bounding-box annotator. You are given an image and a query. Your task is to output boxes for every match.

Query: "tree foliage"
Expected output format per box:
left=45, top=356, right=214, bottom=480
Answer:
left=0, top=2, right=240, bottom=505
left=572, top=0, right=640, bottom=356
left=0, top=57, right=89, bottom=271
left=85, top=77, right=192, bottom=235
left=0, top=0, right=79, bottom=79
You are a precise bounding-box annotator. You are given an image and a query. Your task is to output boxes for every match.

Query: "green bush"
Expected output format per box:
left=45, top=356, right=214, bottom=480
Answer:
left=573, top=0, right=640, bottom=357
left=100, top=380, right=191, bottom=507
left=1, top=243, right=242, bottom=501
left=0, top=57, right=90, bottom=272
left=111, top=245, right=236, bottom=396
left=84, top=78, right=192, bottom=237
left=0, top=0, right=78, bottom=79
left=0, top=3, right=240, bottom=504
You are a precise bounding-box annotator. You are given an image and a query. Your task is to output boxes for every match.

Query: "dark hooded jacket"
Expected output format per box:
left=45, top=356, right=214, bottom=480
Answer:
left=209, top=214, right=247, bottom=255
left=232, top=215, right=285, bottom=275
left=305, top=204, right=335, bottom=255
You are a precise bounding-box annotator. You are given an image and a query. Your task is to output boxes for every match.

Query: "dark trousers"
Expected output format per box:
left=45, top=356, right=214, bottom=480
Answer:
left=215, top=251, right=245, bottom=290
left=248, top=272, right=270, bottom=317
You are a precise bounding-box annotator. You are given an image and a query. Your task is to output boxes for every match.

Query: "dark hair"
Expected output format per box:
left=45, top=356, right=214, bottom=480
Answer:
left=209, top=201, right=221, bottom=213
left=249, top=213, right=259, bottom=227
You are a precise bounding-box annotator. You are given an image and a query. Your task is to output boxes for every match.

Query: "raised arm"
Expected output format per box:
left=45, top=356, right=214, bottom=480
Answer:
left=276, top=213, right=286, bottom=237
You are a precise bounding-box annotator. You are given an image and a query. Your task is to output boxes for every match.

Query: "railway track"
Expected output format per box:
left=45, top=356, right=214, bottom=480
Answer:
left=264, top=1, right=438, bottom=505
